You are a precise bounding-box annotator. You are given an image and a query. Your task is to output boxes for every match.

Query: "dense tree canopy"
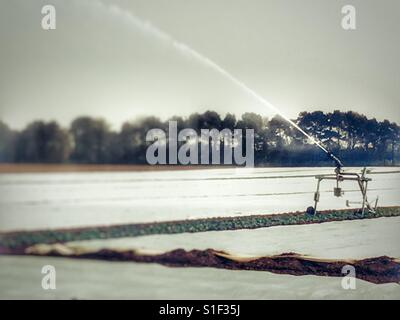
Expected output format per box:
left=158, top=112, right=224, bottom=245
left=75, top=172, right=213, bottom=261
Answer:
left=0, top=110, right=398, bottom=166
left=70, top=117, right=112, bottom=163
left=0, top=121, right=16, bottom=162
left=14, top=121, right=71, bottom=163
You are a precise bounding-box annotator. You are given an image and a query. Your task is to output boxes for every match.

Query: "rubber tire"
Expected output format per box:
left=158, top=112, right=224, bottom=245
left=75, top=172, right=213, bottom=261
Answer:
left=306, top=206, right=315, bottom=215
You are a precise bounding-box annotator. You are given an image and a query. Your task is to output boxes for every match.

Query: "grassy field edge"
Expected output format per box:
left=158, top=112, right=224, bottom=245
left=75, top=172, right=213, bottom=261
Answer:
left=1, top=206, right=400, bottom=251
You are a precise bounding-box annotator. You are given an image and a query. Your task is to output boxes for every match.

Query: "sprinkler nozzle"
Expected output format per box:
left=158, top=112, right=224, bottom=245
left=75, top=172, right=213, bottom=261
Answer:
left=327, top=152, right=344, bottom=170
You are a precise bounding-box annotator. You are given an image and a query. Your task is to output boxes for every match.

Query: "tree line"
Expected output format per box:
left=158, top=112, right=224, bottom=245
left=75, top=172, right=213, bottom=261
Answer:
left=0, top=110, right=399, bottom=166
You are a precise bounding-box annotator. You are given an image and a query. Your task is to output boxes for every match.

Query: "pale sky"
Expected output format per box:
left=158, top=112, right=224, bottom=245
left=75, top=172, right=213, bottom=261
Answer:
left=0, top=0, right=399, bottom=129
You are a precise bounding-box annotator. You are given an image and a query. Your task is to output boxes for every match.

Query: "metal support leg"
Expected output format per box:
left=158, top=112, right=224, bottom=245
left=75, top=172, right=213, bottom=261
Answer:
left=314, top=179, right=321, bottom=215
left=361, top=181, right=368, bottom=217
left=373, top=197, right=379, bottom=212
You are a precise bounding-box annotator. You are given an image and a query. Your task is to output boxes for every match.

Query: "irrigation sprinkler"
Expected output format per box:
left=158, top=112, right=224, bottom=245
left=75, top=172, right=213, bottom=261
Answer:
left=306, top=149, right=400, bottom=216
left=309, top=164, right=379, bottom=217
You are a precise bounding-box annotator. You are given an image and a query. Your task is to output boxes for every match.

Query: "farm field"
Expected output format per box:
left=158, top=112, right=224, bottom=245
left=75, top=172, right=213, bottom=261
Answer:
left=64, top=216, right=400, bottom=260
left=0, top=255, right=399, bottom=300
left=0, top=167, right=399, bottom=299
left=1, top=167, right=399, bottom=232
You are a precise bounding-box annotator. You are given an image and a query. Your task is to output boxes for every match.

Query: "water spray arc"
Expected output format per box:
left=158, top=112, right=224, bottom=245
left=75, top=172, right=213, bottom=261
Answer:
left=96, top=1, right=385, bottom=214
left=98, top=1, right=338, bottom=166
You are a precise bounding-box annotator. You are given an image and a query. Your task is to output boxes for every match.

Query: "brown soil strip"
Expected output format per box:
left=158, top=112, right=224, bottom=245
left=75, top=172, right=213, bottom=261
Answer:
left=18, top=245, right=400, bottom=285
